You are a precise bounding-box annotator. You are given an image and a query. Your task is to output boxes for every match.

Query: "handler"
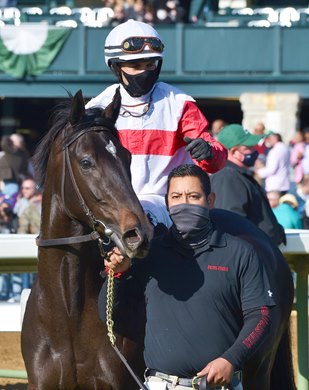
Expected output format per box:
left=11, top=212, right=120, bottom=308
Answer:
left=86, top=20, right=227, bottom=227
left=99, top=164, right=276, bottom=390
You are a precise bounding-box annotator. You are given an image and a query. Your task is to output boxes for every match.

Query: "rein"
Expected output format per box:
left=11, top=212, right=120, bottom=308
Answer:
left=106, top=269, right=148, bottom=390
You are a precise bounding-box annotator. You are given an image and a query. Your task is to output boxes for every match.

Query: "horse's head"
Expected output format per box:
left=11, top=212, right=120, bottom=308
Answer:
left=34, top=88, right=153, bottom=259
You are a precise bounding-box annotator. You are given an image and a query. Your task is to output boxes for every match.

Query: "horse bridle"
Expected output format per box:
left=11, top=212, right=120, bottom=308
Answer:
left=36, top=124, right=125, bottom=257
left=36, top=123, right=148, bottom=390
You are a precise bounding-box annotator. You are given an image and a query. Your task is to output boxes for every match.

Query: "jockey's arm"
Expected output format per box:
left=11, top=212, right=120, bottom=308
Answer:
left=179, top=101, right=227, bottom=173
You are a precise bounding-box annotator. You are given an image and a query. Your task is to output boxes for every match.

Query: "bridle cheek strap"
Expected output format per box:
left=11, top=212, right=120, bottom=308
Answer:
left=37, top=126, right=113, bottom=251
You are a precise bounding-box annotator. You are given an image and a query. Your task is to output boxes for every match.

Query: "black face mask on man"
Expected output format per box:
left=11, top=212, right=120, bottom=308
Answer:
left=241, top=150, right=259, bottom=167
left=169, top=203, right=213, bottom=248
left=121, top=68, right=159, bottom=97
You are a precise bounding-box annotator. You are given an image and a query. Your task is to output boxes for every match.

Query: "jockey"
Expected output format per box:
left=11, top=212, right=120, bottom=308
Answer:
left=86, top=19, right=227, bottom=227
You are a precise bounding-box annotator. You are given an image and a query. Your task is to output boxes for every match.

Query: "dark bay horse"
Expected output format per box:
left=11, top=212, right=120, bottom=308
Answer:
left=211, top=208, right=296, bottom=390
left=21, top=87, right=295, bottom=390
left=21, top=88, right=153, bottom=390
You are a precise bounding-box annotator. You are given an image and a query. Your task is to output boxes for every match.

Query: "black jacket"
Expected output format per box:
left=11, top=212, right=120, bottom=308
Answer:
left=210, top=161, right=286, bottom=246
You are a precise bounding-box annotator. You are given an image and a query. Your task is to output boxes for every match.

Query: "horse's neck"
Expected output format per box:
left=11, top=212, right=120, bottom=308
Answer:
left=37, top=236, right=102, bottom=314
left=40, top=190, right=80, bottom=237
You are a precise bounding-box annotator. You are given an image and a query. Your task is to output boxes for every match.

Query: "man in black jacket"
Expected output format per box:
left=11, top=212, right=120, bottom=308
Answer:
left=210, top=124, right=286, bottom=246
left=100, top=164, right=276, bottom=390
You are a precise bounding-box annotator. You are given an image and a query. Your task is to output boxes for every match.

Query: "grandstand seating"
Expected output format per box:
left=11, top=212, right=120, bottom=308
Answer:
left=0, top=5, right=308, bottom=27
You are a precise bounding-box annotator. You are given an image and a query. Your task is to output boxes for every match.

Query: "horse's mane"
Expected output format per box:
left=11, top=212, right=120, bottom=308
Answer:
left=32, top=99, right=119, bottom=186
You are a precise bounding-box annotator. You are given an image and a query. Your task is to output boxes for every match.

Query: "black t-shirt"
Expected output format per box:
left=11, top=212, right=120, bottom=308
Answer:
left=99, top=228, right=275, bottom=377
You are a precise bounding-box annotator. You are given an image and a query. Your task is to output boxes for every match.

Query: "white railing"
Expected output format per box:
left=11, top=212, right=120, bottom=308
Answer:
left=0, top=232, right=308, bottom=389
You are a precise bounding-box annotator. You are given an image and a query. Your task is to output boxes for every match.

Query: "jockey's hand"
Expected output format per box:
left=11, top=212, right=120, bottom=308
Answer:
left=196, top=357, right=234, bottom=387
left=184, top=137, right=213, bottom=161
left=104, top=247, right=131, bottom=273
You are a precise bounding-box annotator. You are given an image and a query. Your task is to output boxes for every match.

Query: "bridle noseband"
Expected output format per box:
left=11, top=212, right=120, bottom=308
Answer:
left=36, top=124, right=124, bottom=257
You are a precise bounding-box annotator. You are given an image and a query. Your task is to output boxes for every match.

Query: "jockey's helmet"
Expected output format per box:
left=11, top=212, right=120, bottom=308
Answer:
left=104, top=19, right=164, bottom=67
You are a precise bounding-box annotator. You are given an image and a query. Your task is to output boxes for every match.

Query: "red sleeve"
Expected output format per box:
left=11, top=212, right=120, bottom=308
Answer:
left=178, top=101, right=227, bottom=173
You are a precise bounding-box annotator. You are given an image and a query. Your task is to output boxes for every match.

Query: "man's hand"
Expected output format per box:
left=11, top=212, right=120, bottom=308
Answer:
left=104, top=247, right=131, bottom=273
left=183, top=137, right=213, bottom=161
left=196, top=357, right=234, bottom=387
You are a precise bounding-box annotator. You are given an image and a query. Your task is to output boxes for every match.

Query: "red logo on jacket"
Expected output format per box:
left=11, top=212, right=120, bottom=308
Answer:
left=207, top=265, right=229, bottom=272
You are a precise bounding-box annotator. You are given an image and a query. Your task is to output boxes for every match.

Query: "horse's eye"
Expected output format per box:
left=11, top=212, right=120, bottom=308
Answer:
left=80, top=158, right=94, bottom=170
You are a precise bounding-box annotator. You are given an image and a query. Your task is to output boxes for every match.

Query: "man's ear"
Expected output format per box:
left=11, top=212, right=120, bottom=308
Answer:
left=207, top=192, right=216, bottom=209
left=230, top=146, right=238, bottom=156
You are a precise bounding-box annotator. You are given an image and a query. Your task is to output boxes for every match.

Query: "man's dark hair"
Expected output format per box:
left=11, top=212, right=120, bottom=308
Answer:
left=167, top=164, right=211, bottom=196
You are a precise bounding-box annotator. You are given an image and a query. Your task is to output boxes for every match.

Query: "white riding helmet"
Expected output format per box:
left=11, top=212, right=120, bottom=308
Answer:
left=104, top=19, right=164, bottom=67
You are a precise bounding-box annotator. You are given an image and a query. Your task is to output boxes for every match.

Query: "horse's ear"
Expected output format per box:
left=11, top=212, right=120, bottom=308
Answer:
left=104, top=87, right=121, bottom=124
left=69, top=90, right=85, bottom=125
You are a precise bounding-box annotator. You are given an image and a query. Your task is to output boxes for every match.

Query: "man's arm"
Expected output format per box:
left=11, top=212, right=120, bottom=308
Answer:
left=196, top=306, right=272, bottom=386
left=221, top=306, right=272, bottom=368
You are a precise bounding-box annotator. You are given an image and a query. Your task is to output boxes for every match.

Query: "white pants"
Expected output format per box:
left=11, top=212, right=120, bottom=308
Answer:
left=143, top=376, right=187, bottom=389
left=143, top=375, right=243, bottom=390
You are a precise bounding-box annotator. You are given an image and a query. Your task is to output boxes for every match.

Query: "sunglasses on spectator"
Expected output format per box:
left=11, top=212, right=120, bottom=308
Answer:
left=107, top=37, right=164, bottom=54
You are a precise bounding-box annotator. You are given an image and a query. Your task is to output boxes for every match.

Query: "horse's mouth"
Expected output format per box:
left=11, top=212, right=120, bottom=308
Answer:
left=122, top=228, right=150, bottom=259
left=123, top=229, right=142, bottom=248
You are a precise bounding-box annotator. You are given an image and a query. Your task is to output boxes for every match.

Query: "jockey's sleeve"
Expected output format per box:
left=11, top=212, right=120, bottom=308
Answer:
left=178, top=101, right=227, bottom=173
left=220, top=306, right=272, bottom=369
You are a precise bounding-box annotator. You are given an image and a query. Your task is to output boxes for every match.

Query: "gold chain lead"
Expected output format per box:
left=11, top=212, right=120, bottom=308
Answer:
left=106, top=268, right=116, bottom=346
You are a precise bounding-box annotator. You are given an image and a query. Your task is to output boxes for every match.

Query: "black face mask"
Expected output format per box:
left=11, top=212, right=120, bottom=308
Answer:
left=169, top=203, right=213, bottom=248
left=121, top=68, right=159, bottom=97
left=242, top=150, right=259, bottom=167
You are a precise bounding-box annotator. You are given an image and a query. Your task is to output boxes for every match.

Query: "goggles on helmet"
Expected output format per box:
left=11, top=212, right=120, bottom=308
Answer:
left=106, top=36, right=164, bottom=55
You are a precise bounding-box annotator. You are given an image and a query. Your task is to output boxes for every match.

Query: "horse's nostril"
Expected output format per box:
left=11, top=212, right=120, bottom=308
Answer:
left=123, top=228, right=142, bottom=250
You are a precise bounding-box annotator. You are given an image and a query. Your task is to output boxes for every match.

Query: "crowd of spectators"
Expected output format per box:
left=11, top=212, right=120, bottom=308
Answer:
left=1, top=0, right=308, bottom=29
left=209, top=118, right=309, bottom=230
left=0, top=133, right=40, bottom=301
left=93, top=0, right=192, bottom=25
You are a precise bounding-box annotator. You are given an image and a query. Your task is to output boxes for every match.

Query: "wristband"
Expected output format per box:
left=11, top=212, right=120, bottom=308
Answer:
left=105, top=266, right=130, bottom=278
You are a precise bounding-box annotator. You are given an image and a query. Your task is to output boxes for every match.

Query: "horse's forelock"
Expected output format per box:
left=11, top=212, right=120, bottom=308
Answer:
left=83, top=106, right=119, bottom=140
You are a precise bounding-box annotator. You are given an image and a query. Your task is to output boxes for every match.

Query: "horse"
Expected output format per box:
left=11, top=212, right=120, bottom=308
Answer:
left=21, top=87, right=295, bottom=390
left=21, top=88, right=154, bottom=390
left=211, top=208, right=296, bottom=390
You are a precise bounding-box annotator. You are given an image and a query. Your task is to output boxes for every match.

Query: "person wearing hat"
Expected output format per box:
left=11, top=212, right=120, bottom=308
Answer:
left=86, top=19, right=227, bottom=228
left=210, top=124, right=286, bottom=246
left=267, top=191, right=303, bottom=230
